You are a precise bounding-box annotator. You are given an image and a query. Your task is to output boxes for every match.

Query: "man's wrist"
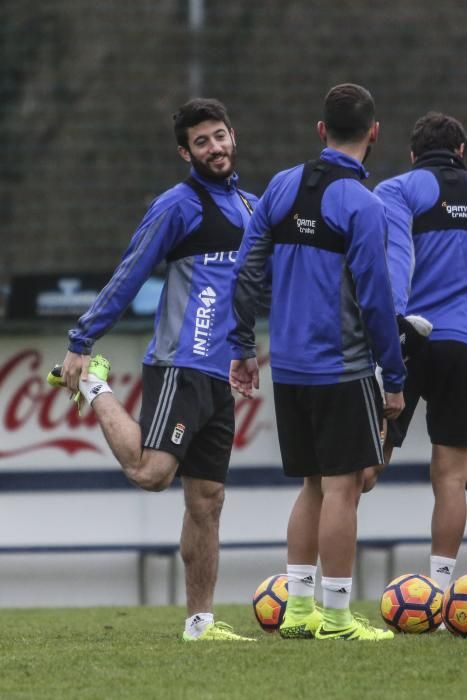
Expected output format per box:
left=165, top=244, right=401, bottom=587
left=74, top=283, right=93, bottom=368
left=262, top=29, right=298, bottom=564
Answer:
left=67, top=343, right=92, bottom=355
left=230, top=347, right=257, bottom=361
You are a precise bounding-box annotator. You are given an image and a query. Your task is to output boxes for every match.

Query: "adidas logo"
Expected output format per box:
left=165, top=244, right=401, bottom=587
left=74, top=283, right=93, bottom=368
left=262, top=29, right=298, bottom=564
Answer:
left=336, top=587, right=349, bottom=593
left=90, top=384, right=103, bottom=395
left=302, top=575, right=314, bottom=584
left=190, top=615, right=203, bottom=627
left=436, top=566, right=452, bottom=575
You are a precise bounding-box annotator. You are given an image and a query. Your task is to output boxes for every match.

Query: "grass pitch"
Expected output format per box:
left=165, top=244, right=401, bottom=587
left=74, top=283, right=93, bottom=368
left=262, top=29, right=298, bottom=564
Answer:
left=0, top=602, right=464, bottom=700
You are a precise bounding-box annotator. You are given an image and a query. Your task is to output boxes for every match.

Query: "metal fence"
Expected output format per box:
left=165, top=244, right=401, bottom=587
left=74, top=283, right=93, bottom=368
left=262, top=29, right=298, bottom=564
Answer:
left=2, top=0, right=467, bottom=279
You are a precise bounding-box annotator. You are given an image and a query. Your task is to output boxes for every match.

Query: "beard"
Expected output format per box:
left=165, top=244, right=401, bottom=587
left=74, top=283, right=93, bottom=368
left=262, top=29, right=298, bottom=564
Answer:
left=189, top=145, right=237, bottom=181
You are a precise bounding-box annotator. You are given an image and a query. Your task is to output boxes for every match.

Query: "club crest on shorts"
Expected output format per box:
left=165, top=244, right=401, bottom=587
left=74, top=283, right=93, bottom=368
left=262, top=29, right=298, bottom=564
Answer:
left=171, top=423, right=186, bottom=445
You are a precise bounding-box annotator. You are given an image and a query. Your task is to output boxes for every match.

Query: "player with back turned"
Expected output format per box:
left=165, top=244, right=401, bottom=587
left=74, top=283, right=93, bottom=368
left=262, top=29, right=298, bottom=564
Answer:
left=374, top=112, right=467, bottom=599
left=228, top=83, right=406, bottom=641
left=47, top=98, right=257, bottom=642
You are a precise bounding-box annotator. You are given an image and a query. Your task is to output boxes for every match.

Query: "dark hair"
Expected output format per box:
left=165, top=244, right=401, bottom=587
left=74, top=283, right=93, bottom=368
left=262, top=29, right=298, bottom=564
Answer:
left=173, top=98, right=232, bottom=149
left=323, top=83, right=375, bottom=143
left=410, top=112, right=466, bottom=158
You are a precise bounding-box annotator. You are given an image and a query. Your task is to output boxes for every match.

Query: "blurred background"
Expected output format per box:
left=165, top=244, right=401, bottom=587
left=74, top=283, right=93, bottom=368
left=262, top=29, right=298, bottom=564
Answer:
left=1, top=0, right=467, bottom=608
left=3, top=0, right=467, bottom=282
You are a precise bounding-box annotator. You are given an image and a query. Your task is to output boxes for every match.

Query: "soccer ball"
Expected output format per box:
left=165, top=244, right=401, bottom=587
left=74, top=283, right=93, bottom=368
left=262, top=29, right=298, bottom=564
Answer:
left=380, top=573, right=443, bottom=633
left=252, top=574, right=288, bottom=632
left=442, top=575, right=467, bottom=637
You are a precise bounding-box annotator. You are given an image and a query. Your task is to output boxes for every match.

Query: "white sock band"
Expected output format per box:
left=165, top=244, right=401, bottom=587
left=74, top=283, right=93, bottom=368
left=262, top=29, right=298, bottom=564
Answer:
left=321, top=576, right=352, bottom=610
left=79, top=374, right=113, bottom=406
left=287, top=564, right=317, bottom=597
left=430, top=555, right=456, bottom=592
left=185, top=612, right=214, bottom=638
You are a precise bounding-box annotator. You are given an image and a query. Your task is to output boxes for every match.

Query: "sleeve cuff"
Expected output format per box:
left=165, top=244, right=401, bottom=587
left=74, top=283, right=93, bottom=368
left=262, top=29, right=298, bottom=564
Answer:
left=230, top=347, right=257, bottom=361
left=382, top=381, right=404, bottom=394
left=67, top=341, right=92, bottom=355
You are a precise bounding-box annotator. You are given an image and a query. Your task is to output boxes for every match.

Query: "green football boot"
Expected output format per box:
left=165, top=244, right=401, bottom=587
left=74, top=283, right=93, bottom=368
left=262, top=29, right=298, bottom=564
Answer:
left=279, top=607, right=323, bottom=639
left=315, top=614, right=394, bottom=641
left=182, top=621, right=256, bottom=642
left=47, top=354, right=110, bottom=406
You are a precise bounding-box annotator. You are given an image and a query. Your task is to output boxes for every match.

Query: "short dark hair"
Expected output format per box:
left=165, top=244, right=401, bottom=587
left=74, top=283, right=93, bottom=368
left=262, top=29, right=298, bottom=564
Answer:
left=323, top=83, right=375, bottom=143
left=173, top=98, right=232, bottom=149
left=410, top=112, right=466, bottom=158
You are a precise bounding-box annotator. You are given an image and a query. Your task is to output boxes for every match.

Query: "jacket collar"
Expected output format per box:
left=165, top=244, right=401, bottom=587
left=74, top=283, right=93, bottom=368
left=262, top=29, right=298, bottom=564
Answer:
left=320, top=147, right=368, bottom=180
left=190, top=167, right=239, bottom=193
left=412, top=149, right=466, bottom=171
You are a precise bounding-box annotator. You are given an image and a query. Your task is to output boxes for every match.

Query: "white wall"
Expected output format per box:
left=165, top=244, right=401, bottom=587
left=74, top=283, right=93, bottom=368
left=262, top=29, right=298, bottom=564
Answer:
left=0, top=333, right=465, bottom=607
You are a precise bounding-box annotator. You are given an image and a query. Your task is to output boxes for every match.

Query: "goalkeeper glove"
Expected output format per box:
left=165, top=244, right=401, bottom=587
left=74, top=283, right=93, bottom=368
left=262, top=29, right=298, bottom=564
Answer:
left=397, top=314, right=433, bottom=362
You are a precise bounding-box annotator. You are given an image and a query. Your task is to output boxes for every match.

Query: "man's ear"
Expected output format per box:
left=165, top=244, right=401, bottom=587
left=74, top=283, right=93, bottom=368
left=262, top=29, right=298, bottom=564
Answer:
left=369, top=121, right=379, bottom=143
left=459, top=143, right=465, bottom=159
left=410, top=151, right=416, bottom=164
left=230, top=128, right=237, bottom=147
left=317, top=121, right=327, bottom=144
left=178, top=145, right=192, bottom=163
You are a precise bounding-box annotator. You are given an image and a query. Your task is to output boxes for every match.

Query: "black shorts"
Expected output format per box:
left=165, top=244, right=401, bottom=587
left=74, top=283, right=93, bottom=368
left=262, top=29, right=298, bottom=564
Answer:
left=140, top=365, right=235, bottom=483
left=273, top=377, right=384, bottom=477
left=388, top=340, right=467, bottom=448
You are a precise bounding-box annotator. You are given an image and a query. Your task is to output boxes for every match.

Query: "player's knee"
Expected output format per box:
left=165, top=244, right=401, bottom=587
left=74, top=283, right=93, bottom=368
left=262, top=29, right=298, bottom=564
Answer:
left=125, top=466, right=169, bottom=492
left=432, top=470, right=467, bottom=494
left=362, top=465, right=385, bottom=494
left=362, top=472, right=377, bottom=493
left=193, top=493, right=224, bottom=524
left=186, top=483, right=225, bottom=524
left=140, top=471, right=172, bottom=492
left=125, top=452, right=177, bottom=492
left=209, top=487, right=225, bottom=519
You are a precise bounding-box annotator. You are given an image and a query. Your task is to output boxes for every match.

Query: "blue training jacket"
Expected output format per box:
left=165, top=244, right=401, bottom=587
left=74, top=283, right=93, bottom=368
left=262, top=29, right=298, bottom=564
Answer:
left=68, top=169, right=258, bottom=381
left=229, top=148, right=406, bottom=393
left=374, top=150, right=467, bottom=344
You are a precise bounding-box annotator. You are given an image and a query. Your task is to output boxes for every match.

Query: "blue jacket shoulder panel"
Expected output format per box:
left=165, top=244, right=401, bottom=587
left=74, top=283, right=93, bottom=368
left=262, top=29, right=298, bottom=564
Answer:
left=260, top=165, right=305, bottom=227
left=375, top=169, right=439, bottom=218
left=230, top=165, right=302, bottom=275
left=322, top=178, right=385, bottom=236
left=374, top=170, right=440, bottom=316
left=130, top=183, right=199, bottom=254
